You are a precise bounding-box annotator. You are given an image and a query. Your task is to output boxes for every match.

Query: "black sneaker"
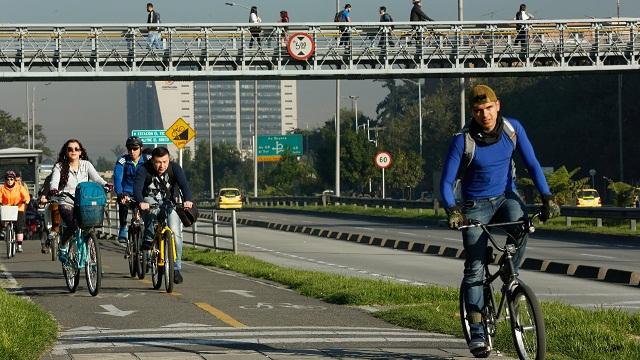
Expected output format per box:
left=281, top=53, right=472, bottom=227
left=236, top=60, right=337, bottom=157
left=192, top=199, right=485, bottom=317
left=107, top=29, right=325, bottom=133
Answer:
left=174, top=270, right=183, bottom=284
left=469, top=333, right=490, bottom=357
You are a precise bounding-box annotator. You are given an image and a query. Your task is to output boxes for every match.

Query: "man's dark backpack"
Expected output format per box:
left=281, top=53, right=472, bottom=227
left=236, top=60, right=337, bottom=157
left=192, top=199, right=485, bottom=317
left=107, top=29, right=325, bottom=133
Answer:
left=334, top=10, right=344, bottom=22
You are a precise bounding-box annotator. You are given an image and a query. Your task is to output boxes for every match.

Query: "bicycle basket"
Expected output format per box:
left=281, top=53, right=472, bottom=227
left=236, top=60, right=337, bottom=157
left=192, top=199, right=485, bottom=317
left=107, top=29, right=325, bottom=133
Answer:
left=76, top=205, right=105, bottom=228
left=0, top=206, right=19, bottom=222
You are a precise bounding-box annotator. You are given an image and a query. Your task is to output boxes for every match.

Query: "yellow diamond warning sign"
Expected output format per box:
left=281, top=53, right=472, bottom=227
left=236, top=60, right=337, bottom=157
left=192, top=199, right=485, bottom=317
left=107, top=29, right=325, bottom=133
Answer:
left=165, top=117, right=196, bottom=149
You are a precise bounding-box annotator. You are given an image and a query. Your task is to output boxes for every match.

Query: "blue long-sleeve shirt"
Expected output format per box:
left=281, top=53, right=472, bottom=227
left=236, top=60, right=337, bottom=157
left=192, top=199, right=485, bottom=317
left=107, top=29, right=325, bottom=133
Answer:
left=113, top=154, right=148, bottom=196
left=440, top=118, right=551, bottom=209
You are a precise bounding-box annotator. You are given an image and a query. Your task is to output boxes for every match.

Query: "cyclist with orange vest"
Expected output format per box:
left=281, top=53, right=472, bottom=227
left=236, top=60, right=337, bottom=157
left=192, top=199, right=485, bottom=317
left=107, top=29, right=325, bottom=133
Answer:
left=0, top=171, right=31, bottom=252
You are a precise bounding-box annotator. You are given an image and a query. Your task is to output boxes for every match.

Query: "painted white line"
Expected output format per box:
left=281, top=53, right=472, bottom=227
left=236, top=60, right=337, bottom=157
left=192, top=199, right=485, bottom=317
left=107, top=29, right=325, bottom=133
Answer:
left=579, top=253, right=616, bottom=260
left=355, top=227, right=375, bottom=231
left=443, top=237, right=461, bottom=242
left=398, top=232, right=418, bottom=236
left=61, top=326, right=425, bottom=336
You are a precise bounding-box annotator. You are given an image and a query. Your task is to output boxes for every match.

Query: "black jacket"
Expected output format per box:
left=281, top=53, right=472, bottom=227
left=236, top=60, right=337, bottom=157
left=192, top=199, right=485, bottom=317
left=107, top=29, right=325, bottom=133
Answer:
left=147, top=10, right=161, bottom=31
left=134, top=161, right=193, bottom=203
left=410, top=4, right=434, bottom=22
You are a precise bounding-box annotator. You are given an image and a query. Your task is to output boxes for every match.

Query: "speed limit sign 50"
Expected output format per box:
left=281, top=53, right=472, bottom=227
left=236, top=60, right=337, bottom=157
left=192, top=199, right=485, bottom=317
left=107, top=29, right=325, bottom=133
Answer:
left=375, top=152, right=392, bottom=169
left=287, top=32, right=316, bottom=61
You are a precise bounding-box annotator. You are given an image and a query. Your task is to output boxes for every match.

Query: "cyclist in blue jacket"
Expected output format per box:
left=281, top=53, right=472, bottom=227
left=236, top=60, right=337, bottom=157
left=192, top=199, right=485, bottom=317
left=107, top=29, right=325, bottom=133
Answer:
left=440, top=84, right=559, bottom=356
left=113, top=136, right=149, bottom=244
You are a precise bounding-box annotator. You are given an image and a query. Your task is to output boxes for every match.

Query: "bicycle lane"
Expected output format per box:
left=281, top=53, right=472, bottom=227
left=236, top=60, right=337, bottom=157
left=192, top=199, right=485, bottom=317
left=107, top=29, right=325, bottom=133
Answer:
left=0, top=239, right=510, bottom=360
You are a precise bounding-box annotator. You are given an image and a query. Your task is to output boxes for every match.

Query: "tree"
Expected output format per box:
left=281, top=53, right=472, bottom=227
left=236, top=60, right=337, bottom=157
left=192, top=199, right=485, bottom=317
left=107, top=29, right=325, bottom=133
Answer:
left=111, top=144, right=126, bottom=158
left=94, top=156, right=113, bottom=172
left=518, top=166, right=588, bottom=205
left=605, top=179, right=636, bottom=207
left=263, top=150, right=318, bottom=195
left=0, top=110, right=51, bottom=156
left=386, top=151, right=425, bottom=195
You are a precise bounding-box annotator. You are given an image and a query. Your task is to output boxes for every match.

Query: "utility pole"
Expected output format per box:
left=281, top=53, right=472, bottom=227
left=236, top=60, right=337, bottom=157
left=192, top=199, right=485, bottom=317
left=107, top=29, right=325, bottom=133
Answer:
left=349, top=95, right=359, bottom=132
left=459, top=0, right=466, bottom=129
left=207, top=81, right=215, bottom=200
left=335, top=0, right=341, bottom=196
left=254, top=80, right=259, bottom=196
left=617, top=0, right=624, bottom=180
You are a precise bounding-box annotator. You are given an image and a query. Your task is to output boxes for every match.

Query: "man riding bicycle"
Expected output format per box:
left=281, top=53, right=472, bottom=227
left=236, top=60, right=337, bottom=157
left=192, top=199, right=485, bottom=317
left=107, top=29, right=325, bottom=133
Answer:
left=113, top=136, right=150, bottom=244
left=134, top=147, right=193, bottom=284
left=440, top=85, right=560, bottom=356
left=0, top=171, right=30, bottom=252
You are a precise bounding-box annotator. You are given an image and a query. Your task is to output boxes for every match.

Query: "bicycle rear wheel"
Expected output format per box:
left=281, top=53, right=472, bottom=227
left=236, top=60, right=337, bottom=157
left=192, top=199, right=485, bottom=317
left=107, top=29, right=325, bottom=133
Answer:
left=50, top=233, right=58, bottom=262
left=85, top=232, right=102, bottom=297
left=150, top=241, right=162, bottom=290
left=63, top=241, right=80, bottom=293
left=163, top=231, right=174, bottom=293
left=126, top=227, right=137, bottom=278
left=508, top=283, right=545, bottom=360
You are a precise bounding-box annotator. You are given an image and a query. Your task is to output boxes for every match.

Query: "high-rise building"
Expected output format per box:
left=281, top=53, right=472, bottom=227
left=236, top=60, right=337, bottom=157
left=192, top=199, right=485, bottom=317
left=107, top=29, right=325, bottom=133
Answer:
left=127, top=80, right=297, bottom=153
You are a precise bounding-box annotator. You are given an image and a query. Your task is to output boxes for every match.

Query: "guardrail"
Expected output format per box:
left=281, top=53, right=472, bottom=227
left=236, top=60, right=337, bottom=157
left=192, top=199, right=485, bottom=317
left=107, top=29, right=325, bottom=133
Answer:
left=245, top=196, right=640, bottom=230
left=104, top=206, right=239, bottom=253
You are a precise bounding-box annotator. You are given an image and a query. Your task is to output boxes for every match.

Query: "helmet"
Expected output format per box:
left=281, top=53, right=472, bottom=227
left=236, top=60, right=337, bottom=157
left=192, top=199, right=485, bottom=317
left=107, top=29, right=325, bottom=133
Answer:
left=4, top=170, right=16, bottom=180
left=126, top=136, right=143, bottom=148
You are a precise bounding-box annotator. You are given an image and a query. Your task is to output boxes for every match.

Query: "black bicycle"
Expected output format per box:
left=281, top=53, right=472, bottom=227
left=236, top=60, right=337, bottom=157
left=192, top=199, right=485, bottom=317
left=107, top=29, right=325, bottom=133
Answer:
left=123, top=199, right=145, bottom=279
left=458, top=211, right=545, bottom=360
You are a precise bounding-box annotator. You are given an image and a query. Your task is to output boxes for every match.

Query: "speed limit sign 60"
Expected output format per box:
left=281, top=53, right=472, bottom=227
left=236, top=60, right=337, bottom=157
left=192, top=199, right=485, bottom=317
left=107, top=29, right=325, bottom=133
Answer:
left=375, top=152, right=392, bottom=169
left=287, top=32, right=316, bottom=61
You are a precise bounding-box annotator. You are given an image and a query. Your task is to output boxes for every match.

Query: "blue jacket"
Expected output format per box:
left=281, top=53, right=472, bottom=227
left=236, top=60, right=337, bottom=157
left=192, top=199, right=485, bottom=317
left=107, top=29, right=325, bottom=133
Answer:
left=113, top=154, right=149, bottom=196
left=440, top=118, right=551, bottom=209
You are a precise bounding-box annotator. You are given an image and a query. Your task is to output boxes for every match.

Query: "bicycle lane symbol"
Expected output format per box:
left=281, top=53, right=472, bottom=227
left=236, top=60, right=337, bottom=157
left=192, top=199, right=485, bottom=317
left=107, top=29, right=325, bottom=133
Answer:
left=239, top=302, right=327, bottom=310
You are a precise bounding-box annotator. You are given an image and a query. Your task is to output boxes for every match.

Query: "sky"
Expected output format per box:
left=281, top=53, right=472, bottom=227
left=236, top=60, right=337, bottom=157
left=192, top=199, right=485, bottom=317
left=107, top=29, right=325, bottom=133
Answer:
left=0, top=0, right=638, bottom=159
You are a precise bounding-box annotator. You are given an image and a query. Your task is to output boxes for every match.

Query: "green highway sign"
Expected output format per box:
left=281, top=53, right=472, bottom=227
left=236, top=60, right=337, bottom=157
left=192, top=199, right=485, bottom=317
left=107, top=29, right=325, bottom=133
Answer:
left=257, top=134, right=303, bottom=161
left=131, top=129, right=171, bottom=145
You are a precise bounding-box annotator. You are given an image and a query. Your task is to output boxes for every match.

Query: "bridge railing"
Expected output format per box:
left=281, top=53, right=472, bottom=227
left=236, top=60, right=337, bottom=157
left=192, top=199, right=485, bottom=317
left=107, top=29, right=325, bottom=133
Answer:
left=1, top=18, right=638, bottom=79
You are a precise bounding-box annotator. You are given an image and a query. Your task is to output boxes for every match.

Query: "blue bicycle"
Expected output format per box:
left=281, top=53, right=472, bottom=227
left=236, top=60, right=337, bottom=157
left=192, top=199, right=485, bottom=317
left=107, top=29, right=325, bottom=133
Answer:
left=53, top=192, right=104, bottom=297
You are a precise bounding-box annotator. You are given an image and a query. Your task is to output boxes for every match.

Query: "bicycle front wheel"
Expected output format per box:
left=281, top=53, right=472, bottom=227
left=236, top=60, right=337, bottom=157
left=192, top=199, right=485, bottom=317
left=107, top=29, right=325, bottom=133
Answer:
left=126, top=227, right=137, bottom=278
left=85, top=232, right=102, bottom=297
left=163, top=231, right=174, bottom=293
left=135, top=229, right=146, bottom=280
left=150, top=240, right=162, bottom=290
left=5, top=224, right=13, bottom=259
left=63, top=240, right=80, bottom=293
left=508, top=283, right=546, bottom=360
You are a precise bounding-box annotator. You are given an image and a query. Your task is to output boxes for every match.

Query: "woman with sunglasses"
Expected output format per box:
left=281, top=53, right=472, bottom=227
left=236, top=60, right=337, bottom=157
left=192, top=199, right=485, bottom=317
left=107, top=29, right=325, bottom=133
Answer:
left=49, top=139, right=112, bottom=259
left=0, top=170, right=31, bottom=253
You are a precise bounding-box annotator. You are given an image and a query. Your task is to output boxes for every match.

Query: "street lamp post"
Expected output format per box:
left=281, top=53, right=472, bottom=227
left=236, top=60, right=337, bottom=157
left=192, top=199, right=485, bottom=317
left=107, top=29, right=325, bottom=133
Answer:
left=617, top=0, right=624, bottom=181
left=31, top=83, right=51, bottom=150
left=25, top=84, right=29, bottom=149
left=254, top=79, right=258, bottom=197
left=459, top=0, right=466, bottom=129
left=335, top=0, right=341, bottom=197
left=406, top=79, right=423, bottom=156
left=207, top=81, right=215, bottom=200
left=348, top=95, right=359, bottom=132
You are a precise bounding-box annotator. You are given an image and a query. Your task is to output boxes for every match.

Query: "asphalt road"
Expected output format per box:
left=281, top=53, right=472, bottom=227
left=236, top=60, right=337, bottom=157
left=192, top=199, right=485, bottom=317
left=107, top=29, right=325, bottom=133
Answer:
left=235, top=210, right=640, bottom=274
left=187, top=220, right=640, bottom=312
left=0, top=238, right=506, bottom=360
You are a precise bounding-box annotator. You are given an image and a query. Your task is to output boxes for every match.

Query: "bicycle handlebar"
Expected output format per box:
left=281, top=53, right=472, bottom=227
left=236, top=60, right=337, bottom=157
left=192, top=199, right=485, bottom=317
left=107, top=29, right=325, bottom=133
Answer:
left=458, top=211, right=541, bottom=231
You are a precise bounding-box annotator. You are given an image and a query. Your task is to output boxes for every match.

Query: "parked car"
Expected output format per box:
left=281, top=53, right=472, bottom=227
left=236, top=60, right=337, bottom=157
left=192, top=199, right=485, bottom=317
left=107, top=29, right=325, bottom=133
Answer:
left=576, top=189, right=602, bottom=207
left=216, top=188, right=243, bottom=210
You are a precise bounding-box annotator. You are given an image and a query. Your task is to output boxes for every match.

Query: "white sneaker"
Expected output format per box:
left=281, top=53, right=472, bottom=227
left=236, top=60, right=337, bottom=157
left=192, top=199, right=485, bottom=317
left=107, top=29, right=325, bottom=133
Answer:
left=17, top=244, right=23, bottom=253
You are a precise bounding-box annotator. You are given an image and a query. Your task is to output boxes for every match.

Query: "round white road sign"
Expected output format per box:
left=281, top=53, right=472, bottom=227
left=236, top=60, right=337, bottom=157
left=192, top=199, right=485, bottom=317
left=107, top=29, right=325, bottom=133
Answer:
left=375, top=151, right=392, bottom=169
left=287, top=32, right=316, bottom=61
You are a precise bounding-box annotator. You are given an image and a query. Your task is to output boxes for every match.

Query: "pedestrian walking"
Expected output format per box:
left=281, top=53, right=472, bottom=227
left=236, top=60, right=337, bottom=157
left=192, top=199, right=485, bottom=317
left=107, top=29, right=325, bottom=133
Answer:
left=249, top=6, right=262, bottom=48
left=514, top=4, right=534, bottom=47
left=146, top=2, right=162, bottom=50
left=379, top=6, right=395, bottom=48
left=337, top=4, right=352, bottom=48
left=410, top=0, right=434, bottom=22
left=279, top=10, right=290, bottom=47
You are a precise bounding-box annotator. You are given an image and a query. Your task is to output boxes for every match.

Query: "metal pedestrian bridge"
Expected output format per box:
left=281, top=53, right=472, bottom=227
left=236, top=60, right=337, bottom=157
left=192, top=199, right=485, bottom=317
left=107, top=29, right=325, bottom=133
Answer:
left=1, top=18, right=639, bottom=81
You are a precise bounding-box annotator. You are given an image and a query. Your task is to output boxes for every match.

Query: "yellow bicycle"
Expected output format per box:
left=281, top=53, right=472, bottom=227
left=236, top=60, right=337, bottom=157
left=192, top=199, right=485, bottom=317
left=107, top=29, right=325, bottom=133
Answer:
left=146, top=200, right=178, bottom=293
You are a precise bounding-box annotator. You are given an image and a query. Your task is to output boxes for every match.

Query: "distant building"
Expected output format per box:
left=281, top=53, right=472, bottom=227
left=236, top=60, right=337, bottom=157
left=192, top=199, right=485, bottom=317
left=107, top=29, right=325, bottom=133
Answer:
left=127, top=80, right=297, bottom=153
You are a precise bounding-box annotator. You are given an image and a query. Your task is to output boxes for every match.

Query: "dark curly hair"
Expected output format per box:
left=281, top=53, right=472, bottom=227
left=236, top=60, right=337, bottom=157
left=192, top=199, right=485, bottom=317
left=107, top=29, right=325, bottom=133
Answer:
left=56, top=139, right=89, bottom=190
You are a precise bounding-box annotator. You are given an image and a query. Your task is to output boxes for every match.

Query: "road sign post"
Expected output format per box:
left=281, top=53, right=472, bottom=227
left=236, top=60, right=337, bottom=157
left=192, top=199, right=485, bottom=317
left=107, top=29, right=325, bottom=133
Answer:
left=166, top=117, right=196, bottom=167
left=375, top=152, right=392, bottom=199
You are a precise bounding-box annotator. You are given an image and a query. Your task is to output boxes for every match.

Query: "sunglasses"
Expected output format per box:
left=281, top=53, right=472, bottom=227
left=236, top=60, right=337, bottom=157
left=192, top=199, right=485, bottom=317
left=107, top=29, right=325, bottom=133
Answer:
left=67, top=147, right=81, bottom=152
left=5, top=177, right=15, bottom=181
left=127, top=147, right=141, bottom=151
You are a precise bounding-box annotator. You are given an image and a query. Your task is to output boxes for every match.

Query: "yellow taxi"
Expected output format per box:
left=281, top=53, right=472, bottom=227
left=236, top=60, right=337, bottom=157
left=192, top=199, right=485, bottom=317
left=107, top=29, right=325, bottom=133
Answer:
left=216, top=188, right=243, bottom=210
left=576, top=189, right=602, bottom=207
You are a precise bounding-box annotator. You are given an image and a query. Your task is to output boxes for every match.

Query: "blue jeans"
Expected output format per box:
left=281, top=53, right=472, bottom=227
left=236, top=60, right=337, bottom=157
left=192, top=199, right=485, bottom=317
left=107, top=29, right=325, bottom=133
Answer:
left=147, top=31, right=162, bottom=50
left=143, top=207, right=184, bottom=270
left=461, top=192, right=527, bottom=326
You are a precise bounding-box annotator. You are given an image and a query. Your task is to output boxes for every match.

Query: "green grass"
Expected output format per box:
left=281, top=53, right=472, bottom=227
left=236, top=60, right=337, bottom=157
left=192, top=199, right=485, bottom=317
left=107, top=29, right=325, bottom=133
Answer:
left=184, top=247, right=640, bottom=360
left=251, top=205, right=639, bottom=237
left=0, top=288, right=57, bottom=360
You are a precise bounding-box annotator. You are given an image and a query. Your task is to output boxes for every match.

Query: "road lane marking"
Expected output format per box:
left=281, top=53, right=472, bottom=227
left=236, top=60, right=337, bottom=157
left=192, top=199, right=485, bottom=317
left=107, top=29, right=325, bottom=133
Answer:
left=355, top=227, right=375, bottom=231
left=444, top=237, right=461, bottom=241
left=195, top=302, right=247, bottom=328
left=97, top=304, right=136, bottom=317
left=398, top=232, right=418, bottom=236
left=579, top=253, right=616, bottom=259
left=220, top=290, right=256, bottom=298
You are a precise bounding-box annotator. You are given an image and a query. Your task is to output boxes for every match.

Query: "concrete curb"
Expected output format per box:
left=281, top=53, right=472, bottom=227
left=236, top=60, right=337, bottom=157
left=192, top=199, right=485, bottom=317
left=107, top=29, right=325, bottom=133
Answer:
left=197, top=212, right=640, bottom=288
